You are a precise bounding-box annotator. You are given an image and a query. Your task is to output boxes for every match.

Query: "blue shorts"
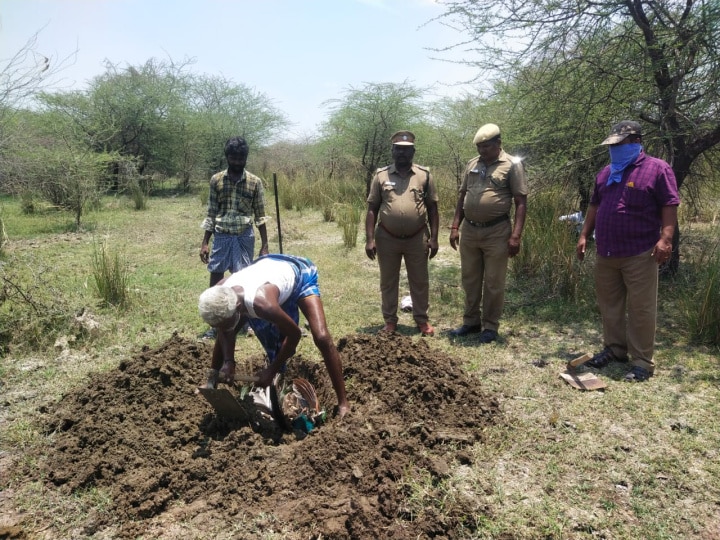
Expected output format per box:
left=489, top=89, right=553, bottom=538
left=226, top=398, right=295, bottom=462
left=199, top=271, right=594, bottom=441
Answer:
left=207, top=230, right=254, bottom=274
left=270, top=254, right=320, bottom=300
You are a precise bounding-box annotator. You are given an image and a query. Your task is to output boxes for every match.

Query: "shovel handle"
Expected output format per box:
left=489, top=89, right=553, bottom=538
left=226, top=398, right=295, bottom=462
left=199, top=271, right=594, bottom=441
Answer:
left=235, top=374, right=260, bottom=383
left=568, top=353, right=592, bottom=368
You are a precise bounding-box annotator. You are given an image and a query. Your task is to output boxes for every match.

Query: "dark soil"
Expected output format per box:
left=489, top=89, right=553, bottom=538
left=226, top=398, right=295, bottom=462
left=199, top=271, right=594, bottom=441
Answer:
left=13, top=332, right=500, bottom=539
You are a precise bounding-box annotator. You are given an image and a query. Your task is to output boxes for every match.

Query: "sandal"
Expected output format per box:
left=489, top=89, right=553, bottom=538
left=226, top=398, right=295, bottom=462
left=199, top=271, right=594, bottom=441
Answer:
left=624, top=366, right=651, bottom=382
left=478, top=329, right=498, bottom=344
left=587, top=347, right=628, bottom=369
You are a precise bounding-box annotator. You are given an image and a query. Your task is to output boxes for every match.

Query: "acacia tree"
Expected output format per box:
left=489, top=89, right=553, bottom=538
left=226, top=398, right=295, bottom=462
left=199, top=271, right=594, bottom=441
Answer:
left=36, top=58, right=186, bottom=190
left=491, top=47, right=636, bottom=211
left=56, top=59, right=189, bottom=175
left=321, top=82, right=425, bottom=193
left=39, top=60, right=288, bottom=191
left=0, top=29, right=76, bottom=191
left=184, top=73, right=289, bottom=183
left=424, top=93, right=515, bottom=187
left=440, top=0, right=720, bottom=271
left=9, top=108, right=117, bottom=228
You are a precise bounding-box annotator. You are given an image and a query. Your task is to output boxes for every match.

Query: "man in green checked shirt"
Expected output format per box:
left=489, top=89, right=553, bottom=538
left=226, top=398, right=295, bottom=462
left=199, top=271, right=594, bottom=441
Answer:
left=199, top=136, right=270, bottom=339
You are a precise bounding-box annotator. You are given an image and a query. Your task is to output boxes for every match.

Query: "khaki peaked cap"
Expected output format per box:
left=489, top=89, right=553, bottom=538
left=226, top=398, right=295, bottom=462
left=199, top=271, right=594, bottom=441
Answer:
left=391, top=131, right=415, bottom=145
left=473, top=124, right=501, bottom=145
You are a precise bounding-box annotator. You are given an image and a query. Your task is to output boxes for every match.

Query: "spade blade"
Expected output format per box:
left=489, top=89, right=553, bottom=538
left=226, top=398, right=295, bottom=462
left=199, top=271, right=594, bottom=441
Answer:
left=197, top=387, right=252, bottom=420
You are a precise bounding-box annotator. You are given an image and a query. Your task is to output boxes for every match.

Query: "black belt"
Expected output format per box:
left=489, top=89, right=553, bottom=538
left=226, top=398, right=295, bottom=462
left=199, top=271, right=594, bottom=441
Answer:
left=465, top=214, right=509, bottom=228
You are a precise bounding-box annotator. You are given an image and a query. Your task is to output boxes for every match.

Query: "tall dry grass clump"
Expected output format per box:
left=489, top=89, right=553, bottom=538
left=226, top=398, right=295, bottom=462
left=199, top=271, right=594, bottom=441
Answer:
left=682, top=235, right=720, bottom=345
left=512, top=190, right=593, bottom=303
left=0, top=209, right=8, bottom=254
left=92, top=241, right=130, bottom=308
left=279, top=178, right=301, bottom=211
left=129, top=180, right=147, bottom=210
left=335, top=203, right=362, bottom=248
left=276, top=173, right=364, bottom=215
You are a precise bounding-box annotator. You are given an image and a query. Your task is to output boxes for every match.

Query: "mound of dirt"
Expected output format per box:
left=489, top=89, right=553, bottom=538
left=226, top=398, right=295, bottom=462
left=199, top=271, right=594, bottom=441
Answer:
left=24, top=332, right=500, bottom=539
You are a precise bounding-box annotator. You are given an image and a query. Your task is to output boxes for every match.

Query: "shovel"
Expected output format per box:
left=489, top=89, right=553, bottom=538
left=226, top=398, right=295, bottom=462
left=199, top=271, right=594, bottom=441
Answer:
left=197, top=386, right=253, bottom=420
left=197, top=374, right=259, bottom=420
left=198, top=374, right=287, bottom=427
left=559, top=353, right=607, bottom=391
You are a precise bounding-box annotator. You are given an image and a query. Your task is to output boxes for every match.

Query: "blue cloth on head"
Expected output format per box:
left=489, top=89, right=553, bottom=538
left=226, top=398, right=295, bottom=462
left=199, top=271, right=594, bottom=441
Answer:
left=607, top=144, right=642, bottom=185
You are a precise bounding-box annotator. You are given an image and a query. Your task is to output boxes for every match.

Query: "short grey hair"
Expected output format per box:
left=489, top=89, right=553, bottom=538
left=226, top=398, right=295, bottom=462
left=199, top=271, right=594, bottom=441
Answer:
left=198, top=286, right=237, bottom=326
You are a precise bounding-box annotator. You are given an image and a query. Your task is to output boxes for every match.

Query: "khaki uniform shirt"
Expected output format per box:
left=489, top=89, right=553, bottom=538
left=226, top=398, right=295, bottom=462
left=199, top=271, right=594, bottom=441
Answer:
left=460, top=150, right=528, bottom=222
left=367, top=163, right=438, bottom=237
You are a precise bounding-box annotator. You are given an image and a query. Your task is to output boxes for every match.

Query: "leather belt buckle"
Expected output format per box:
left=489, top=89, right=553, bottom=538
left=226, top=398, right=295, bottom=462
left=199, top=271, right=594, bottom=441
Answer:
left=466, top=214, right=509, bottom=228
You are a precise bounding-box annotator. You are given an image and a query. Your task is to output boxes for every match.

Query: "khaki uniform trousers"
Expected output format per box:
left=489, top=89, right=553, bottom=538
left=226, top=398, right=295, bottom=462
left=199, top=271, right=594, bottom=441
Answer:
left=458, top=220, right=511, bottom=332
left=374, top=226, right=430, bottom=325
left=595, top=248, right=658, bottom=373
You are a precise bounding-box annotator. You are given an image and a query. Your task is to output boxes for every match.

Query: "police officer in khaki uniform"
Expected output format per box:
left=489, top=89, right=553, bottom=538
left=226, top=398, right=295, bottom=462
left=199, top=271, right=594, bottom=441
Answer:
left=449, top=124, right=528, bottom=343
left=365, top=131, right=440, bottom=337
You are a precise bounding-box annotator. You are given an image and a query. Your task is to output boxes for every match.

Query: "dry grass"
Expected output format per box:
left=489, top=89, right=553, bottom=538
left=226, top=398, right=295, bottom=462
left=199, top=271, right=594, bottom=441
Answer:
left=1, top=193, right=719, bottom=539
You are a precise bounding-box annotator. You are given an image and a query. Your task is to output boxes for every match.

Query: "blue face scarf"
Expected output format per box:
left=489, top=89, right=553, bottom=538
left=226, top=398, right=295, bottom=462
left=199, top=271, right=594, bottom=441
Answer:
left=607, top=143, right=642, bottom=185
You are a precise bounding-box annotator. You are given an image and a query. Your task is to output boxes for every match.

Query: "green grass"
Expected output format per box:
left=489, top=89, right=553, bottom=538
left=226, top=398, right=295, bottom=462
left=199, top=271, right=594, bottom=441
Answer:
left=1, top=192, right=719, bottom=539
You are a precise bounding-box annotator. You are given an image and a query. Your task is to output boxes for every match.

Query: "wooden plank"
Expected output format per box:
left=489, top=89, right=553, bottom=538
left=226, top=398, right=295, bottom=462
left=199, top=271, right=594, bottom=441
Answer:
left=559, top=372, right=607, bottom=391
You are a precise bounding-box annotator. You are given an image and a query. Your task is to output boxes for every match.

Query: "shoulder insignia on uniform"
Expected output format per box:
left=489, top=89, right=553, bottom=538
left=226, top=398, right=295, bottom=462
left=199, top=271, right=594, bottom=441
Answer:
left=376, top=166, right=390, bottom=172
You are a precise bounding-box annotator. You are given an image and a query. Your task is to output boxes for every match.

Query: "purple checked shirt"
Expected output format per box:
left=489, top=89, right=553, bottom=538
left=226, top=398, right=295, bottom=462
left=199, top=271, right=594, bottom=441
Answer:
left=591, top=151, right=680, bottom=258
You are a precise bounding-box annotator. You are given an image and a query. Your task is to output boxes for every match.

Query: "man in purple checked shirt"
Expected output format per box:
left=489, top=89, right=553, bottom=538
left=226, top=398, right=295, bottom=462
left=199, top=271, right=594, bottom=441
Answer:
left=577, top=120, right=680, bottom=382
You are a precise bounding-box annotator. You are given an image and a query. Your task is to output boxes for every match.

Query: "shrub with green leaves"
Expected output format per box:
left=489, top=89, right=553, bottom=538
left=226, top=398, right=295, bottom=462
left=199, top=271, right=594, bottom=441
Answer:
left=20, top=191, right=37, bottom=215
left=0, top=268, right=74, bottom=355
left=198, top=185, right=209, bottom=207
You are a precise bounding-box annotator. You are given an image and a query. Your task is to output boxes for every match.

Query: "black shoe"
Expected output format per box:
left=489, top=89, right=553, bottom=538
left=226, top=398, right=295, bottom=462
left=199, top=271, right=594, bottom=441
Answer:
left=449, top=324, right=482, bottom=337
left=478, top=329, right=498, bottom=344
left=587, top=347, right=628, bottom=369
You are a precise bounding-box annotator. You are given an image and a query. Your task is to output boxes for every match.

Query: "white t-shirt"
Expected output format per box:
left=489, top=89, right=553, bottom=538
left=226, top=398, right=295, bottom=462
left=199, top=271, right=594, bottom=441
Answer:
left=223, top=259, right=295, bottom=318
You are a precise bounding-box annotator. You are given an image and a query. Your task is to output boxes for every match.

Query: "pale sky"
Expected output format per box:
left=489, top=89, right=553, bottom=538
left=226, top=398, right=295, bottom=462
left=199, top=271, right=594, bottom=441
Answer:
left=0, top=0, right=481, bottom=138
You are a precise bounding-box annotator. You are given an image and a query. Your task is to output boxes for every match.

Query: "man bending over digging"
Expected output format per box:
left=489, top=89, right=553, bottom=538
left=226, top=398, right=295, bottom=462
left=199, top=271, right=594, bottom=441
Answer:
left=198, top=253, right=350, bottom=418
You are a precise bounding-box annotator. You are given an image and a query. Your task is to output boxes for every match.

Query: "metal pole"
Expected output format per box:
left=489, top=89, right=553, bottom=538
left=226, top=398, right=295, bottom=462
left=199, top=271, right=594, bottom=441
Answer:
left=273, top=173, right=283, bottom=254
